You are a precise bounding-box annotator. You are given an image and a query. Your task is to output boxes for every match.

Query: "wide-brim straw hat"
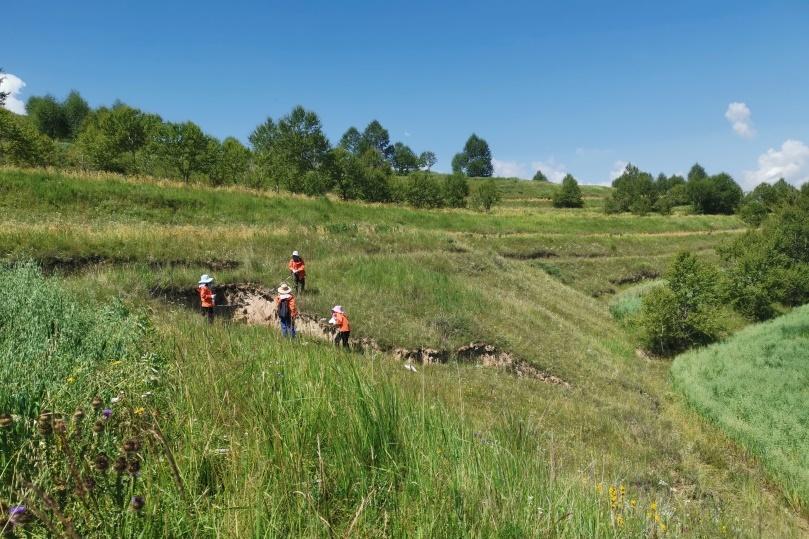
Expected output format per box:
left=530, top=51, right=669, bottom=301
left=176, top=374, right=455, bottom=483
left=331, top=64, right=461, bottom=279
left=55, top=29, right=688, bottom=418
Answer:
left=199, top=274, right=214, bottom=284
left=331, top=305, right=344, bottom=314
left=277, top=284, right=293, bottom=295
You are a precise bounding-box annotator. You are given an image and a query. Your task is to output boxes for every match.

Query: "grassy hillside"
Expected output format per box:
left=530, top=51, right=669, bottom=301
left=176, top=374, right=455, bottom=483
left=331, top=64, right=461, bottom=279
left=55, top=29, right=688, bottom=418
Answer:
left=0, top=166, right=805, bottom=537
left=672, top=305, right=809, bottom=511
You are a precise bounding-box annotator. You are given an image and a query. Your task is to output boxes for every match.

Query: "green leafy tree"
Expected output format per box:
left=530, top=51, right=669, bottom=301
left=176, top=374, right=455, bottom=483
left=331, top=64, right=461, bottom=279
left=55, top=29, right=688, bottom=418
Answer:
left=470, top=179, right=500, bottom=211
left=249, top=106, right=330, bottom=193
left=738, top=179, right=799, bottom=226
left=532, top=170, right=549, bottom=182
left=418, top=151, right=437, bottom=171
left=339, top=126, right=362, bottom=154
left=360, top=120, right=393, bottom=160
left=0, top=69, right=8, bottom=108
left=405, top=171, right=445, bottom=208
left=687, top=163, right=708, bottom=183
left=391, top=142, right=419, bottom=174
left=0, top=108, right=58, bottom=166
left=151, top=121, right=210, bottom=181
left=26, top=95, right=69, bottom=139
left=639, top=252, right=725, bottom=355
left=75, top=104, right=155, bottom=172
left=328, top=147, right=392, bottom=202
left=451, top=152, right=468, bottom=174
left=443, top=173, right=469, bottom=208
left=609, top=163, right=655, bottom=213
left=553, top=174, right=584, bottom=208
left=454, top=134, right=493, bottom=177
left=687, top=172, right=743, bottom=214
left=208, top=137, right=252, bottom=186
left=62, top=91, right=90, bottom=139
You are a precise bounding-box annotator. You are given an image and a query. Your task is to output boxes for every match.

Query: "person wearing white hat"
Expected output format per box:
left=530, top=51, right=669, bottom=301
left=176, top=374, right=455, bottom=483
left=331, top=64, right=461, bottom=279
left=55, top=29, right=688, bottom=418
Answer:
left=288, top=250, right=306, bottom=295
left=274, top=283, right=298, bottom=338
left=329, top=305, right=350, bottom=348
left=197, top=274, right=216, bottom=323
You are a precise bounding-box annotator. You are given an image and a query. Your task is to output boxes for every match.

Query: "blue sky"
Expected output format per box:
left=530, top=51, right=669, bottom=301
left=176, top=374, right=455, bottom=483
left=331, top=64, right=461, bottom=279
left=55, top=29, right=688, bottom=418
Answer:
left=3, top=0, right=809, bottom=187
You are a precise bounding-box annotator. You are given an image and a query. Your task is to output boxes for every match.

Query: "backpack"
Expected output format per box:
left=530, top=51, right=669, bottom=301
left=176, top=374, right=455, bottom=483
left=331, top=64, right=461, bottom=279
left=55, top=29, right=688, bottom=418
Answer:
left=278, top=298, right=291, bottom=321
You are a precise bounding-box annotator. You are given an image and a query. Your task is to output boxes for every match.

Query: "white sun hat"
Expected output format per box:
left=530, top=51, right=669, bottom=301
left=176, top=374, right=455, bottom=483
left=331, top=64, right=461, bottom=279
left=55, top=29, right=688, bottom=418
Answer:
left=292, top=250, right=300, bottom=257
left=277, top=283, right=293, bottom=295
left=198, top=274, right=214, bottom=284
left=331, top=305, right=344, bottom=314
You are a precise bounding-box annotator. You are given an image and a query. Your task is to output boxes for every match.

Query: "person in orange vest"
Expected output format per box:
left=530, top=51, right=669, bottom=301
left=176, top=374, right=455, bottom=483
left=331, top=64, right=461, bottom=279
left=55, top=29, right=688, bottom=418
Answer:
left=329, top=305, right=350, bottom=348
left=197, top=274, right=215, bottom=323
left=275, top=283, right=298, bottom=338
left=288, top=250, right=306, bottom=295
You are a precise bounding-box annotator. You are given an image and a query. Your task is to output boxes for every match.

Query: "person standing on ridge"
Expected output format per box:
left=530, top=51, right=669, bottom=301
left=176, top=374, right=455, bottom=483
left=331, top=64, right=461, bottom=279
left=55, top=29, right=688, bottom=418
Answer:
left=288, top=250, right=306, bottom=295
left=198, top=274, right=216, bottom=323
left=275, top=283, right=298, bottom=338
left=329, top=305, right=350, bottom=348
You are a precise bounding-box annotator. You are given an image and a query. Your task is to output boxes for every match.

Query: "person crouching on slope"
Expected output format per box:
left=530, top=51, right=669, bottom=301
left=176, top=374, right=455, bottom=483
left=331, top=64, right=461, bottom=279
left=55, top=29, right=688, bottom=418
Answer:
left=288, top=250, right=306, bottom=295
left=329, top=305, right=350, bottom=348
left=198, top=274, right=216, bottom=323
left=275, top=283, right=298, bottom=338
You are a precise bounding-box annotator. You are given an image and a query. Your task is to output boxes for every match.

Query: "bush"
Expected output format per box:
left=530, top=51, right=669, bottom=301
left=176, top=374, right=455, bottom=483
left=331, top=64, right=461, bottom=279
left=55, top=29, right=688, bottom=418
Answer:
left=405, top=172, right=445, bottom=208
left=639, top=252, right=726, bottom=355
left=552, top=174, right=583, bottom=208
left=470, top=179, right=500, bottom=211
left=443, top=173, right=469, bottom=208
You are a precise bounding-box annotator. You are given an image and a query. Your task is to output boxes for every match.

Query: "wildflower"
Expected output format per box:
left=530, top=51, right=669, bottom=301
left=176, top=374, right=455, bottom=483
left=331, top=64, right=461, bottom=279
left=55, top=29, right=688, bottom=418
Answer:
left=130, top=495, right=145, bottom=513
left=619, top=484, right=626, bottom=498
left=659, top=522, right=667, bottom=534
left=9, top=505, right=30, bottom=525
left=102, top=408, right=113, bottom=420
left=133, top=407, right=145, bottom=416
left=649, top=501, right=657, bottom=512
left=596, top=483, right=603, bottom=494
left=615, top=514, right=624, bottom=528
left=123, top=439, right=140, bottom=453
left=94, top=454, right=110, bottom=472
left=0, top=414, right=12, bottom=429
left=113, top=455, right=127, bottom=473
left=630, top=499, right=637, bottom=509
left=91, top=396, right=103, bottom=410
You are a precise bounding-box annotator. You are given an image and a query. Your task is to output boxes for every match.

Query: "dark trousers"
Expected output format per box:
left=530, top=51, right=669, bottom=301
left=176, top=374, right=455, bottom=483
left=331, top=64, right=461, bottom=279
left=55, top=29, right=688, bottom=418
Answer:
left=335, top=331, right=350, bottom=348
left=201, top=306, right=214, bottom=323
left=293, top=274, right=305, bottom=295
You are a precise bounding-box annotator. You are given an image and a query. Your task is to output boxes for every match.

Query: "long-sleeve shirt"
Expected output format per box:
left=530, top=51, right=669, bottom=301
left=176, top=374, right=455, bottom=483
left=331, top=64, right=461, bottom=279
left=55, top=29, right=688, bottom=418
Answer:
left=274, top=294, right=298, bottom=318
left=198, top=285, right=214, bottom=308
left=333, top=312, right=350, bottom=332
left=288, top=258, right=306, bottom=277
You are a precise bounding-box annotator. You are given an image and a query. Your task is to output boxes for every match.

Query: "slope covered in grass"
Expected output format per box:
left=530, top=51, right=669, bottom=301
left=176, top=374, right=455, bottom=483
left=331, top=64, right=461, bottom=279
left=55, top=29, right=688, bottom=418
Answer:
left=672, top=305, right=809, bottom=511
left=1, top=167, right=805, bottom=536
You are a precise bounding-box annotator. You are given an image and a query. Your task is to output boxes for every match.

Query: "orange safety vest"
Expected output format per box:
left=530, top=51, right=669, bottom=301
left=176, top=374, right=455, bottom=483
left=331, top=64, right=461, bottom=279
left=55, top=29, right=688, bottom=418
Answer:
left=288, top=259, right=306, bottom=277
left=275, top=294, right=298, bottom=318
left=334, top=312, right=350, bottom=332
left=198, top=285, right=214, bottom=308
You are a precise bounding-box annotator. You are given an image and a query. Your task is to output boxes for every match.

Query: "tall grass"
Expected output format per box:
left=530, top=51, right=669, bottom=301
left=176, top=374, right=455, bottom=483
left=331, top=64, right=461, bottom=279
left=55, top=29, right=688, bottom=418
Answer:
left=672, top=305, right=809, bottom=511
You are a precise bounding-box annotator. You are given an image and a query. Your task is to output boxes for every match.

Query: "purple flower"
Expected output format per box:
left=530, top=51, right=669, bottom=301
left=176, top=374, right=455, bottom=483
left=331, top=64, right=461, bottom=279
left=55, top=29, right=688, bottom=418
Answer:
left=102, top=408, right=113, bottom=420
left=9, top=505, right=25, bottom=516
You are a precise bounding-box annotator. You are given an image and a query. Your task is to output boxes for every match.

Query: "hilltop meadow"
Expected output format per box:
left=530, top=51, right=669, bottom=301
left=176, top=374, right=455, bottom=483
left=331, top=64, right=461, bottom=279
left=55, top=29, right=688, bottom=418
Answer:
left=1, top=165, right=807, bottom=537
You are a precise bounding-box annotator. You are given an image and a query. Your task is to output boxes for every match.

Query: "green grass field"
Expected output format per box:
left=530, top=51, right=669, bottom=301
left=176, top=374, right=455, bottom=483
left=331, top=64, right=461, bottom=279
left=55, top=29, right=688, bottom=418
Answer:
left=672, top=305, right=809, bottom=512
left=1, top=166, right=806, bottom=537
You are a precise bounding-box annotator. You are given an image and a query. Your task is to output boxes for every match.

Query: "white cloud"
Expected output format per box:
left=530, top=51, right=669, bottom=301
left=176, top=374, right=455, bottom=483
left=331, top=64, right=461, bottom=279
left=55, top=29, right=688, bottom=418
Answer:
left=403, top=130, right=411, bottom=138
left=743, top=139, right=809, bottom=188
left=530, top=158, right=567, bottom=182
left=492, top=159, right=530, bottom=179
left=609, top=160, right=629, bottom=181
left=725, top=102, right=755, bottom=138
left=0, top=73, right=27, bottom=114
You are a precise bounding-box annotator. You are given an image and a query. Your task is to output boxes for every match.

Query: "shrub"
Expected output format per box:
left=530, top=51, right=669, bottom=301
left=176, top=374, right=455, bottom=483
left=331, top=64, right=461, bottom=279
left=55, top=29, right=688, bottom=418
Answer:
left=443, top=173, right=469, bottom=208
left=405, top=171, right=445, bottom=208
left=470, top=179, right=500, bottom=211
left=638, top=252, right=725, bottom=355
left=552, top=174, right=584, bottom=208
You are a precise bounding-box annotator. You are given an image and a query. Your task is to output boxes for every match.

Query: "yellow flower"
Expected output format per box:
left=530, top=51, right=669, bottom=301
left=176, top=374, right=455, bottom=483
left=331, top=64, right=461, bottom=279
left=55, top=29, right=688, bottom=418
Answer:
left=615, top=515, right=624, bottom=528
left=134, top=407, right=145, bottom=416
left=110, top=360, right=122, bottom=366
left=659, top=522, right=667, bottom=534
left=66, top=376, right=76, bottom=384
left=620, top=484, right=626, bottom=498
left=630, top=499, right=637, bottom=508
left=596, top=483, right=604, bottom=494
left=649, top=500, right=657, bottom=511
left=654, top=514, right=662, bottom=524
